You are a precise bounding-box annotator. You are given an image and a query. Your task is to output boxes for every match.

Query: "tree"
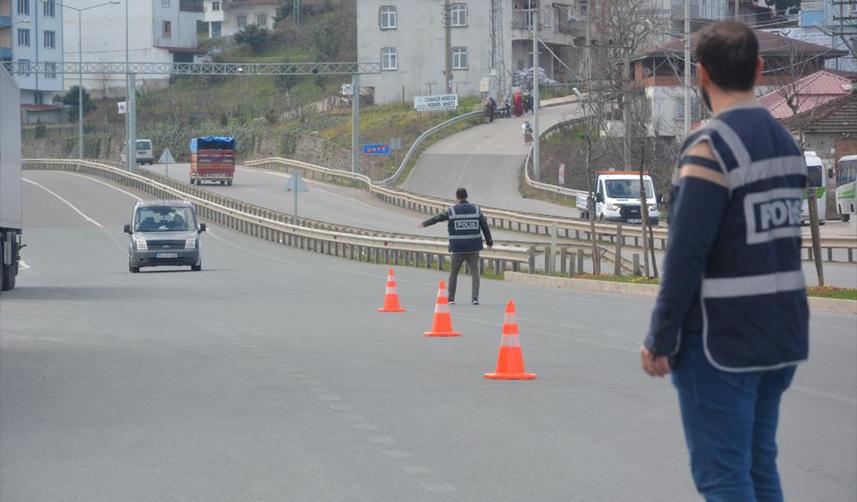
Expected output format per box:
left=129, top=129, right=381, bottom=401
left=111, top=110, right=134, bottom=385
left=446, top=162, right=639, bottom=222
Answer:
left=234, top=24, right=271, bottom=54
left=59, top=86, right=96, bottom=120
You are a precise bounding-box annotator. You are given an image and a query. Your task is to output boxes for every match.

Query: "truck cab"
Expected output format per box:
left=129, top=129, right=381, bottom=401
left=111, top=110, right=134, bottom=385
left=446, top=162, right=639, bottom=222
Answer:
left=578, top=171, right=660, bottom=225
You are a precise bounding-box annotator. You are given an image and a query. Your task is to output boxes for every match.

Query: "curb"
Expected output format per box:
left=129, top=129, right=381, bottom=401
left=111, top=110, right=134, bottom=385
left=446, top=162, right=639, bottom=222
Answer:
left=504, top=272, right=857, bottom=315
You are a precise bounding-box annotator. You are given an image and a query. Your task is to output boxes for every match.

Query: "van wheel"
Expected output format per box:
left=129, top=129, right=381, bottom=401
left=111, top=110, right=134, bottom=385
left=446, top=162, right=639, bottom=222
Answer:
left=843, top=214, right=850, bottom=223
left=227, top=179, right=233, bottom=186
left=191, top=263, right=202, bottom=271
left=129, top=265, right=140, bottom=273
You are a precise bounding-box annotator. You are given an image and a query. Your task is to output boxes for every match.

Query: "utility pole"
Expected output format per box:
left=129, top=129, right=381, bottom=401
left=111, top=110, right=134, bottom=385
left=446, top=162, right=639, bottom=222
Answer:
left=352, top=73, right=360, bottom=174
left=532, top=4, right=540, bottom=181
left=683, top=0, right=691, bottom=138
left=293, top=0, right=300, bottom=24
left=623, top=49, right=630, bottom=168
left=443, top=0, right=452, bottom=94
left=125, top=0, right=136, bottom=171
left=735, top=0, right=740, bottom=20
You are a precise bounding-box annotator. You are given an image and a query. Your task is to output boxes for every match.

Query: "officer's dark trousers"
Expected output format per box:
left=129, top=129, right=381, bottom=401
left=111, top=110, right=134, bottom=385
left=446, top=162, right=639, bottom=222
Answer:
left=448, top=252, right=480, bottom=301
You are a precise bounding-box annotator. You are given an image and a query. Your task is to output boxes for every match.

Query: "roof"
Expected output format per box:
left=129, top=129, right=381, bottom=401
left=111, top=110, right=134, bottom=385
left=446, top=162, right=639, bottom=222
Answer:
left=758, top=70, right=856, bottom=119
left=780, top=92, right=857, bottom=134
left=637, top=29, right=847, bottom=60
left=21, top=104, right=65, bottom=112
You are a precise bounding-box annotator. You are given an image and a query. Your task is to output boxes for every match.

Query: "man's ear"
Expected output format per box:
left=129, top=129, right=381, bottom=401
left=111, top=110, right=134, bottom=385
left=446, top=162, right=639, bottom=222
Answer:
left=697, top=63, right=708, bottom=88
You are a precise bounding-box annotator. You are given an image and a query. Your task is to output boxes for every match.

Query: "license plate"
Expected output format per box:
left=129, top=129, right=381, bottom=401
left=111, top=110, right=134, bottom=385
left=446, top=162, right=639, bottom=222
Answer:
left=156, top=252, right=178, bottom=259
left=628, top=219, right=641, bottom=224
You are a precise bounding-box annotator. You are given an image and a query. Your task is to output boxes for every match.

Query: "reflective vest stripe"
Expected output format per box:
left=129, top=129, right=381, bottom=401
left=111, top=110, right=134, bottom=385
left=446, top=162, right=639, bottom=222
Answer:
left=727, top=156, right=807, bottom=189
left=701, top=270, right=805, bottom=299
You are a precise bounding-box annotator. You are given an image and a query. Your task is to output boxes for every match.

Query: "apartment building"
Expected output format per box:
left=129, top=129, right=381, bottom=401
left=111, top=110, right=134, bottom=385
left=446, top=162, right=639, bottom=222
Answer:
left=1, top=0, right=64, bottom=104
left=357, top=1, right=581, bottom=105
left=62, top=0, right=205, bottom=97
left=202, top=0, right=277, bottom=39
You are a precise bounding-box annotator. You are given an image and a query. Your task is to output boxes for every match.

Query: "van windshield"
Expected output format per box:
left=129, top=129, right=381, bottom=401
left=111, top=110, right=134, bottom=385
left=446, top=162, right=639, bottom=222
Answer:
left=134, top=206, right=195, bottom=232
left=136, top=141, right=151, bottom=151
left=807, top=164, right=823, bottom=188
left=605, top=179, right=654, bottom=199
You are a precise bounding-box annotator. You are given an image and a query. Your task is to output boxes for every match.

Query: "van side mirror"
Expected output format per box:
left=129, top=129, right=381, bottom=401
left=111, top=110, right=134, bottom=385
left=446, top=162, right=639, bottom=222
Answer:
left=198, top=223, right=207, bottom=233
left=657, top=194, right=664, bottom=204
left=596, top=192, right=604, bottom=203
left=123, top=224, right=132, bottom=234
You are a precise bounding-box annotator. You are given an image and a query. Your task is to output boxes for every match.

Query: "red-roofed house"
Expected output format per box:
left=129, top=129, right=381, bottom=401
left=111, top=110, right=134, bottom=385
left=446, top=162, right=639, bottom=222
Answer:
left=20, top=104, right=66, bottom=125
left=759, top=70, right=856, bottom=119
left=631, top=29, right=847, bottom=139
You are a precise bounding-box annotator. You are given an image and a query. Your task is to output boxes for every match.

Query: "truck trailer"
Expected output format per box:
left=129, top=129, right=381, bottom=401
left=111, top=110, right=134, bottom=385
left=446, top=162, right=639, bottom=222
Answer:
left=190, top=136, right=235, bottom=185
left=0, top=66, right=23, bottom=292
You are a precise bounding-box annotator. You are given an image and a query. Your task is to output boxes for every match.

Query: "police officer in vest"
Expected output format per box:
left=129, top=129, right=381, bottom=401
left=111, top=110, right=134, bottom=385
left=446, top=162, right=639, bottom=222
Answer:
left=641, top=22, right=808, bottom=501
left=419, top=188, right=493, bottom=305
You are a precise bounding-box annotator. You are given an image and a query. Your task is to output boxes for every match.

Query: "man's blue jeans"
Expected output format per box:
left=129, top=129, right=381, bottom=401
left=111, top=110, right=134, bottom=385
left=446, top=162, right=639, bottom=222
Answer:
left=671, top=334, right=797, bottom=502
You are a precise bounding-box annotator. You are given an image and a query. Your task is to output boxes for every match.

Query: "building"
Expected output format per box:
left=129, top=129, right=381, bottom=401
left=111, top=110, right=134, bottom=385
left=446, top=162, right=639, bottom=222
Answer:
left=765, top=0, right=857, bottom=73
left=62, top=0, right=205, bottom=97
left=759, top=69, right=856, bottom=119
left=202, top=0, right=277, bottom=39
left=632, top=29, right=845, bottom=138
left=1, top=0, right=64, bottom=104
left=357, top=1, right=583, bottom=105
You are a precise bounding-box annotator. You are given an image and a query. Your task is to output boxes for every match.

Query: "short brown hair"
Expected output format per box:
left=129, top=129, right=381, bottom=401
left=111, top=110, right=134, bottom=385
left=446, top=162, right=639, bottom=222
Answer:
left=695, top=21, right=759, bottom=91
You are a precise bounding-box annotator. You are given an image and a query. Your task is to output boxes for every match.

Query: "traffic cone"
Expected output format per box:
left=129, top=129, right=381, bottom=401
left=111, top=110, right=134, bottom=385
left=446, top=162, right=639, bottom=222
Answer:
left=423, top=280, right=460, bottom=337
left=484, top=300, right=536, bottom=380
left=377, top=268, right=406, bottom=312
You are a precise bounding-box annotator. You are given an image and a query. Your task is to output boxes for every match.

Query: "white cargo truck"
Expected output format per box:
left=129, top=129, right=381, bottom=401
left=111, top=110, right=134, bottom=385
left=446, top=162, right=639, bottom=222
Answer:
left=576, top=171, right=660, bottom=225
left=0, top=66, right=23, bottom=293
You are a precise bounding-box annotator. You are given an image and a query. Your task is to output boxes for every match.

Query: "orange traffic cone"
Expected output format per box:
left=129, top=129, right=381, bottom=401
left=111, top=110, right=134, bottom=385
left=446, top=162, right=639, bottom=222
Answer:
left=484, top=300, right=536, bottom=380
left=423, top=280, right=460, bottom=337
left=377, top=268, right=406, bottom=312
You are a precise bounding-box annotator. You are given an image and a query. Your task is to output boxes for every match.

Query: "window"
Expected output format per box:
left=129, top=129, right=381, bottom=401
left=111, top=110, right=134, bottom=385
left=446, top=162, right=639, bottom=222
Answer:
left=162, top=0, right=171, bottom=7
left=452, top=46, right=468, bottom=69
left=212, top=1, right=220, bottom=11
left=379, top=5, right=397, bottom=30
left=44, top=62, right=57, bottom=79
left=256, top=14, right=267, bottom=27
left=17, top=0, right=29, bottom=15
left=237, top=15, right=247, bottom=28
left=44, top=31, right=55, bottom=49
left=44, top=0, right=56, bottom=17
left=450, top=3, right=467, bottom=27
left=381, top=47, right=398, bottom=71
left=17, top=29, right=30, bottom=47
left=34, top=92, right=44, bottom=104
left=163, top=21, right=172, bottom=38
left=18, top=59, right=31, bottom=77
left=675, top=96, right=701, bottom=121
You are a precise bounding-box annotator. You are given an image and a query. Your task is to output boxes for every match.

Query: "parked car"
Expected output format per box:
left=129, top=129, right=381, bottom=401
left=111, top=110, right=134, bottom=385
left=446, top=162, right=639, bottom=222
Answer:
left=124, top=200, right=205, bottom=273
left=120, top=139, right=155, bottom=165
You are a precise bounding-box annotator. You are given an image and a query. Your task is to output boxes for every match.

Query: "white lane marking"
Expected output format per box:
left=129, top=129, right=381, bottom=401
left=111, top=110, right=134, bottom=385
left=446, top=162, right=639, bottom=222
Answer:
left=23, top=178, right=103, bottom=227
left=52, top=171, right=144, bottom=201
left=19, top=260, right=31, bottom=270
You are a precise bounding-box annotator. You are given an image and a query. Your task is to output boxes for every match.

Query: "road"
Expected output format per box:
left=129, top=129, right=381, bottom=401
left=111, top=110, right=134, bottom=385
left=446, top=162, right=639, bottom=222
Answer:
left=403, top=103, right=583, bottom=217
left=1, top=170, right=855, bottom=501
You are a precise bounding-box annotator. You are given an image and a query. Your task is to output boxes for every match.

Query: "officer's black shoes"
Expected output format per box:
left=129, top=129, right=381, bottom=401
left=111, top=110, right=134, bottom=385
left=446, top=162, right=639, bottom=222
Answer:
left=472, top=299, right=479, bottom=305
left=449, top=299, right=455, bottom=305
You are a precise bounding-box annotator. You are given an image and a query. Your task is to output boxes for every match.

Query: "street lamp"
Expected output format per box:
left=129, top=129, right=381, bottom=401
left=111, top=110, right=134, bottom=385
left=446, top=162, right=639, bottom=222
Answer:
left=50, top=1, right=120, bottom=159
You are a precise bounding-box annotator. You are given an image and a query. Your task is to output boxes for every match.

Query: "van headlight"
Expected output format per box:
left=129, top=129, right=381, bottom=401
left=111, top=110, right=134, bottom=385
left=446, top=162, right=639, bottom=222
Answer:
left=185, top=237, right=198, bottom=249
left=648, top=204, right=658, bottom=213
left=605, top=203, right=619, bottom=212
left=133, top=236, right=148, bottom=250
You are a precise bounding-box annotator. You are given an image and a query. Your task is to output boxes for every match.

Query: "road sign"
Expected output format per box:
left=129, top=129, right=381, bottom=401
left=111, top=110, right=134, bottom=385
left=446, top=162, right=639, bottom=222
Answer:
left=158, top=148, right=175, bottom=165
left=363, top=144, right=391, bottom=156
left=390, top=137, right=402, bottom=150
left=414, top=94, right=458, bottom=112
left=117, top=101, right=127, bottom=114
left=284, top=170, right=309, bottom=226
left=558, top=163, right=566, bottom=186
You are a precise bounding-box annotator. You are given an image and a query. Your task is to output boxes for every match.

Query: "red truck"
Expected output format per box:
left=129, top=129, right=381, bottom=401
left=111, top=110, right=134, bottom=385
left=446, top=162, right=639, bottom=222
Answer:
left=190, top=136, right=235, bottom=185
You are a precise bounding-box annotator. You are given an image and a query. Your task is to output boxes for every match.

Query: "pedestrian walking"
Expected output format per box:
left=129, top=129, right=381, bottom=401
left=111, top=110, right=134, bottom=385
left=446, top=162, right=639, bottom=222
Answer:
left=418, top=188, right=493, bottom=305
left=641, top=21, right=808, bottom=502
left=522, top=121, right=534, bottom=145
left=525, top=92, right=534, bottom=114
left=484, top=95, right=496, bottom=123
left=513, top=89, right=523, bottom=117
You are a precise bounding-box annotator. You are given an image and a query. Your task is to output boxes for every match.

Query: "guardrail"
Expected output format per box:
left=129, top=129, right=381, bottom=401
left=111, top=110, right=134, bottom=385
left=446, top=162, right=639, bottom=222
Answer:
left=245, top=157, right=857, bottom=264
left=23, top=159, right=638, bottom=276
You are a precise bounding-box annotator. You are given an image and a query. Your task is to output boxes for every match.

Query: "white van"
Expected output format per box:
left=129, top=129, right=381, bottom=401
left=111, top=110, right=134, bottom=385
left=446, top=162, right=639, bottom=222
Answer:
left=576, top=171, right=660, bottom=225
left=120, top=139, right=154, bottom=165
left=802, top=151, right=827, bottom=224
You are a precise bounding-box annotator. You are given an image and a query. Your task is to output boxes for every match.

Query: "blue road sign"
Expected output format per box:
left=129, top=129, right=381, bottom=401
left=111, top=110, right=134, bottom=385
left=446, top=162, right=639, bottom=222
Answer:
left=363, top=143, right=391, bottom=156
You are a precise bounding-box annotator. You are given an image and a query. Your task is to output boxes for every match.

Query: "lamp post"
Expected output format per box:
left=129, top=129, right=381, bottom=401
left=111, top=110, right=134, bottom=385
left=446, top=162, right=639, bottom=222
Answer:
left=51, top=1, right=119, bottom=159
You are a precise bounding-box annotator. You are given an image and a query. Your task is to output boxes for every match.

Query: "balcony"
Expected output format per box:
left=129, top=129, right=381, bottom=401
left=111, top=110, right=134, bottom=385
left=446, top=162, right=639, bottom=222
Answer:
left=179, top=0, right=204, bottom=13
left=0, top=15, right=10, bottom=29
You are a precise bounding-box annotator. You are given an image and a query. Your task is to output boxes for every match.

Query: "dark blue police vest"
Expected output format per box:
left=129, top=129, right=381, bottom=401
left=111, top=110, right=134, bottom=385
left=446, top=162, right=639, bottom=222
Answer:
left=446, top=203, right=483, bottom=253
left=674, top=105, right=809, bottom=372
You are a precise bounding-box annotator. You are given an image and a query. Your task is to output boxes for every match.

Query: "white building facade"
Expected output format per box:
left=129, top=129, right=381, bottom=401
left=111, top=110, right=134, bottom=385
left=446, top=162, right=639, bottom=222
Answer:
left=62, top=0, right=204, bottom=97
left=203, top=0, right=277, bottom=39
left=357, top=1, right=581, bottom=105
left=1, top=0, right=64, bottom=104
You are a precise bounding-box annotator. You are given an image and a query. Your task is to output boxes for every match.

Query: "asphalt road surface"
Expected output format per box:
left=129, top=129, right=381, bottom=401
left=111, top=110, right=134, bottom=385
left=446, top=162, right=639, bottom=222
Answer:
left=1, top=171, right=855, bottom=501
left=403, top=103, right=584, bottom=217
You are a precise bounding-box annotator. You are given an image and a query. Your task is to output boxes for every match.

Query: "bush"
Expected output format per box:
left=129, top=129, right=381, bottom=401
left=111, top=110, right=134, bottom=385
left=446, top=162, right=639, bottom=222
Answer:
left=233, top=25, right=271, bottom=54
left=60, top=86, right=96, bottom=120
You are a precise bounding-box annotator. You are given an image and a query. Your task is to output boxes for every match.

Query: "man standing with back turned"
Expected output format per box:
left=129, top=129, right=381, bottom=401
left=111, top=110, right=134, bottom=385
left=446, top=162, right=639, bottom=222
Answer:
left=641, top=22, right=808, bottom=501
left=419, top=188, right=493, bottom=305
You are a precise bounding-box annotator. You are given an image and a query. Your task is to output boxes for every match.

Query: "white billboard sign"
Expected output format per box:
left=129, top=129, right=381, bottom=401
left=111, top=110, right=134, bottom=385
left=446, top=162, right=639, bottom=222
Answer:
left=414, top=94, right=459, bottom=112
